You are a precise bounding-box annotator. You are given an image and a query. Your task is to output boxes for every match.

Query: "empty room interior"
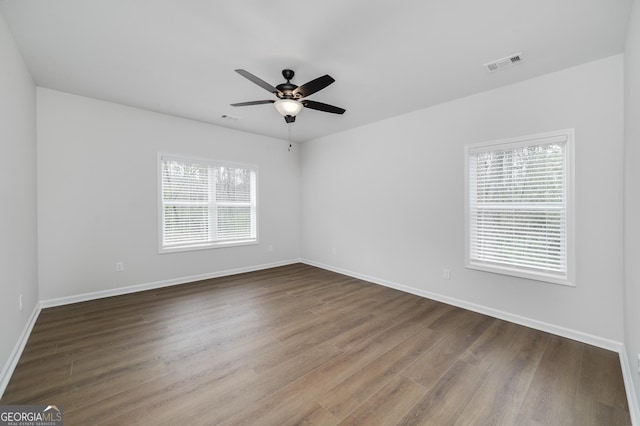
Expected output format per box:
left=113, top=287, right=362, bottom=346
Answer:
left=1, top=0, right=640, bottom=424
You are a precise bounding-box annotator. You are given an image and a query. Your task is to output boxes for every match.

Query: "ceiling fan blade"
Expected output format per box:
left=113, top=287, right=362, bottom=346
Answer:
left=235, top=69, right=281, bottom=95
left=302, top=100, right=346, bottom=114
left=284, top=115, right=296, bottom=123
left=230, top=100, right=275, bottom=107
left=293, top=75, right=335, bottom=98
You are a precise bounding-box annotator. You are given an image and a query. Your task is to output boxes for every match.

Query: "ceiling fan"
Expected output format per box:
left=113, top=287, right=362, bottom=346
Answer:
left=231, top=69, right=346, bottom=123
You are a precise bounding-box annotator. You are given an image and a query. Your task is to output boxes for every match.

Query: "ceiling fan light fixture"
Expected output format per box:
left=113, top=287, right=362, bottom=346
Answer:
left=274, top=99, right=303, bottom=117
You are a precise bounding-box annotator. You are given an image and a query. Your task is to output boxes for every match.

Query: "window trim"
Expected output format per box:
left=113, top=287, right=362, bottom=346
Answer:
left=157, top=153, right=259, bottom=254
left=464, top=129, right=575, bottom=286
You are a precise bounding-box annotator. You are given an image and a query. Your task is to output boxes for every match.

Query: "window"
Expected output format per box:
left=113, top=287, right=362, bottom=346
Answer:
left=464, top=129, right=574, bottom=286
left=159, top=154, right=257, bottom=253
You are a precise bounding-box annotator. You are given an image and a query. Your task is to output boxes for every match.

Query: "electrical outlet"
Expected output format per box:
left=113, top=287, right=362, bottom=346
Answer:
left=332, top=247, right=337, bottom=255
left=115, top=261, right=124, bottom=272
left=443, top=269, right=451, bottom=280
left=267, top=245, right=274, bottom=252
left=19, top=294, right=23, bottom=311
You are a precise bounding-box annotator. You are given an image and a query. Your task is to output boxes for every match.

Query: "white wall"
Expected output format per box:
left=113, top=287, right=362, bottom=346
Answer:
left=37, top=88, right=300, bottom=301
left=302, top=55, right=624, bottom=344
left=0, top=12, right=38, bottom=378
left=624, top=0, right=640, bottom=413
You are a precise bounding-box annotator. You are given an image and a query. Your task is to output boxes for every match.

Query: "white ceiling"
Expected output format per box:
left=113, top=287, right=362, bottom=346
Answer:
left=0, top=0, right=633, bottom=142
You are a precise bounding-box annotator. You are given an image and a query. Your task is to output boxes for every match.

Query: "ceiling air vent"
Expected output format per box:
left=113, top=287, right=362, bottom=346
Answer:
left=484, top=53, right=524, bottom=72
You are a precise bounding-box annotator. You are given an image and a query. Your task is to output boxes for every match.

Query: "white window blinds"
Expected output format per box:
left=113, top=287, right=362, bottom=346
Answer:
left=465, top=130, right=573, bottom=285
left=160, top=155, right=257, bottom=252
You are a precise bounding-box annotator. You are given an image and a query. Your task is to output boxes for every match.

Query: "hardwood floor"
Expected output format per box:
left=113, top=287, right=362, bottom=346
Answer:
left=1, top=263, right=630, bottom=425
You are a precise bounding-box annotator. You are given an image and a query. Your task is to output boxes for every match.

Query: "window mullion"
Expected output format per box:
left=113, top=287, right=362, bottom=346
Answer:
left=209, top=166, right=217, bottom=243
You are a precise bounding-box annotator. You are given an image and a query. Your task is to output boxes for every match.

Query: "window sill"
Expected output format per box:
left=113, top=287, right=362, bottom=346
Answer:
left=465, top=260, right=574, bottom=287
left=159, top=239, right=259, bottom=254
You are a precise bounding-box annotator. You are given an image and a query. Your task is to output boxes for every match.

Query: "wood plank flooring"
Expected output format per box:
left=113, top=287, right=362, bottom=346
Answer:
left=1, top=263, right=631, bottom=425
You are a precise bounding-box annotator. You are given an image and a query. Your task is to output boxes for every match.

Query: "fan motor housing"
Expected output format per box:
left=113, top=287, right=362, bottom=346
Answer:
left=276, top=82, right=298, bottom=96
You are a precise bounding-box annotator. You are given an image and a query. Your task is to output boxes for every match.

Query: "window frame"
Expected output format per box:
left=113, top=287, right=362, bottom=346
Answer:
left=464, top=129, right=575, bottom=286
left=157, top=153, right=259, bottom=254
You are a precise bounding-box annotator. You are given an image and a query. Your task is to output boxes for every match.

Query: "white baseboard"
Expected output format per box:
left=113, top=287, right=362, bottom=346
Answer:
left=300, top=259, right=623, bottom=352
left=40, top=259, right=302, bottom=308
left=0, top=303, right=41, bottom=398
left=620, top=349, right=640, bottom=425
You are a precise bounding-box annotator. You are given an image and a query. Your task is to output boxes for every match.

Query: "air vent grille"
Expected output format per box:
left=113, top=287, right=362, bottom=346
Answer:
left=484, top=53, right=524, bottom=72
